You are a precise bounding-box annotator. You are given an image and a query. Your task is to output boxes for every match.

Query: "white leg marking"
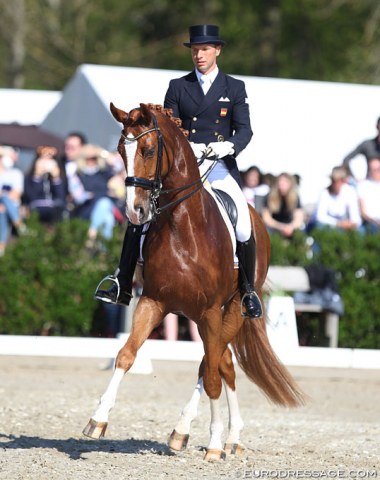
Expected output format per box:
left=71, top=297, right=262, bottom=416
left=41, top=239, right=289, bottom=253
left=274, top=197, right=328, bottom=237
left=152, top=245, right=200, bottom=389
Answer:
left=224, top=380, right=244, bottom=445
left=208, top=398, right=224, bottom=451
left=175, top=377, right=204, bottom=435
left=92, top=368, right=125, bottom=423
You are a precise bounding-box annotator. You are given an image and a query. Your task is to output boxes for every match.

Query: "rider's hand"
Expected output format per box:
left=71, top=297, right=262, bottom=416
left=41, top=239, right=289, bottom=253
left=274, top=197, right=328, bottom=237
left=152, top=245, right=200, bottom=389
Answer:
left=206, top=141, right=235, bottom=159
left=190, top=142, right=207, bottom=159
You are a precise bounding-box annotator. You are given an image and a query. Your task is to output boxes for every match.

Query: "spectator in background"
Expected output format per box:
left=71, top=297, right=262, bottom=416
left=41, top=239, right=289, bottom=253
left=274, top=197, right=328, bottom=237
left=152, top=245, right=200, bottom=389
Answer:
left=357, top=158, right=380, bottom=233
left=69, top=144, right=116, bottom=248
left=262, top=172, right=304, bottom=238
left=312, top=166, right=362, bottom=232
left=60, top=132, right=87, bottom=217
left=343, top=117, right=380, bottom=179
left=241, top=166, right=269, bottom=215
left=62, top=131, right=87, bottom=180
left=0, top=146, right=25, bottom=256
left=105, top=151, right=127, bottom=224
left=23, top=146, right=66, bottom=224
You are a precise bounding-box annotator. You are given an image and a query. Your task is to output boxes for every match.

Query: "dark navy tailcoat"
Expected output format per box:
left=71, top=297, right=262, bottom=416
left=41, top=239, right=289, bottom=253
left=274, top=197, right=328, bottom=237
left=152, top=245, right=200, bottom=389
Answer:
left=164, top=70, right=253, bottom=184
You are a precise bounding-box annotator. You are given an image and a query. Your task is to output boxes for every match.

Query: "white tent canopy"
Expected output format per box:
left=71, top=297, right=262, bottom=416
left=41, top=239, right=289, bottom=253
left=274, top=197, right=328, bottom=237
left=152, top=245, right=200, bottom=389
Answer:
left=0, top=89, right=61, bottom=125
left=41, top=64, right=380, bottom=205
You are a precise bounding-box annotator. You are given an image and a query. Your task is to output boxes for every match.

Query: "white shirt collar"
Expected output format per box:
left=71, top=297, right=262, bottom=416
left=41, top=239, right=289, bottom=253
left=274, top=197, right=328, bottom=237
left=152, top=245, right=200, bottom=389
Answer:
left=195, top=66, right=219, bottom=85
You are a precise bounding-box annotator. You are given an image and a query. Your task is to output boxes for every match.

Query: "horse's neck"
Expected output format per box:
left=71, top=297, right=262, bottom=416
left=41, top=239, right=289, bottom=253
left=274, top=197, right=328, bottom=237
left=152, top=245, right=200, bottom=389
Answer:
left=162, top=132, right=203, bottom=201
left=159, top=138, right=210, bottom=231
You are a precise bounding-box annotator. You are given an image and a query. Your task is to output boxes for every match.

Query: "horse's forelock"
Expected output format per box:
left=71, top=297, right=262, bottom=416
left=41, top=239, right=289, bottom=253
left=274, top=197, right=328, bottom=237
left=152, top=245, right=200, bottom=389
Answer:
left=123, top=104, right=189, bottom=138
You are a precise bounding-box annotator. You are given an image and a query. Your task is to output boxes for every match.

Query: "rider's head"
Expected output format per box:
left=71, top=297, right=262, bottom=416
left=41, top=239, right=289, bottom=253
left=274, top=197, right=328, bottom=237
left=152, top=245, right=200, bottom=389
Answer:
left=184, top=25, right=225, bottom=75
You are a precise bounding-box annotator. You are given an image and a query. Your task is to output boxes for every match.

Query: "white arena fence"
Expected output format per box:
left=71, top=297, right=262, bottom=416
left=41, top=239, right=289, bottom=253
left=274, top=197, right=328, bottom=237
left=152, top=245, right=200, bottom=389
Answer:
left=0, top=334, right=379, bottom=374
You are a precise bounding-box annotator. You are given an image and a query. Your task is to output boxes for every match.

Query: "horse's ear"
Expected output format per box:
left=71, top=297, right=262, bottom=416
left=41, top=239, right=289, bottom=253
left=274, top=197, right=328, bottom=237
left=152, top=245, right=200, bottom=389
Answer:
left=110, top=102, right=129, bottom=123
left=139, top=103, right=152, bottom=126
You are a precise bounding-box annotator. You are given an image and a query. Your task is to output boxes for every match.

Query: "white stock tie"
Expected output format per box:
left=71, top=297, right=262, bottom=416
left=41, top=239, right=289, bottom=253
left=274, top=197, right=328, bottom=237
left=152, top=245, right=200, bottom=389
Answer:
left=200, top=75, right=212, bottom=95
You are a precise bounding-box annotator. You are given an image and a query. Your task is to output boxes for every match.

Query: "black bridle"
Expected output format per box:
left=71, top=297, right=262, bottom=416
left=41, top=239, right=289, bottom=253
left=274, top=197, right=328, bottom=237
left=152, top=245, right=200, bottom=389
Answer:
left=122, top=112, right=216, bottom=220
left=123, top=114, right=163, bottom=200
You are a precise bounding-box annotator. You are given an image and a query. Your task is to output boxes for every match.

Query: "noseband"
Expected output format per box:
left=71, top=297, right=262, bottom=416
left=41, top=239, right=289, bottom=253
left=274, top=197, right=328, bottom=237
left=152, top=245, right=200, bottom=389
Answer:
left=122, top=111, right=215, bottom=221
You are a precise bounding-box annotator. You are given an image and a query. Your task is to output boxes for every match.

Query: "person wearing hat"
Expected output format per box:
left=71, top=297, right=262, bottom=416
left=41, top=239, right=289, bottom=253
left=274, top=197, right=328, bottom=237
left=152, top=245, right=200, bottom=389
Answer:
left=69, top=144, right=117, bottom=246
left=23, top=146, right=67, bottom=224
left=95, top=25, right=262, bottom=319
left=313, top=166, right=362, bottom=231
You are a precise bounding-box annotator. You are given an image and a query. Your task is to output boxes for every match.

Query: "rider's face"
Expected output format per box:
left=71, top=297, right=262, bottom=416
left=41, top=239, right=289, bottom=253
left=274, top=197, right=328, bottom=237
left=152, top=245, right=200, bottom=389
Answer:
left=191, top=44, right=221, bottom=75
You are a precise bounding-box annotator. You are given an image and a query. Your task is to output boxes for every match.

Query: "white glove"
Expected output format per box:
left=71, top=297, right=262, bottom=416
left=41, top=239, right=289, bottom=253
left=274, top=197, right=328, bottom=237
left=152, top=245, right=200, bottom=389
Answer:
left=206, top=141, right=235, bottom=159
left=190, top=142, right=207, bottom=159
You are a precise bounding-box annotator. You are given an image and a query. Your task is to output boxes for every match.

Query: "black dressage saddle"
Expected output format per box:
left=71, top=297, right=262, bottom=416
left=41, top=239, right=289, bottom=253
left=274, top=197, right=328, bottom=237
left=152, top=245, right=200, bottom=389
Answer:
left=212, top=188, right=238, bottom=230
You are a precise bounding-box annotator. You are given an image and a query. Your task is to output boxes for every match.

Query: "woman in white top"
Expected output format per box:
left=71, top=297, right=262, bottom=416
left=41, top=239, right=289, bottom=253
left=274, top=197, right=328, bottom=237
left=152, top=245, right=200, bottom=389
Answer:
left=314, top=166, right=362, bottom=231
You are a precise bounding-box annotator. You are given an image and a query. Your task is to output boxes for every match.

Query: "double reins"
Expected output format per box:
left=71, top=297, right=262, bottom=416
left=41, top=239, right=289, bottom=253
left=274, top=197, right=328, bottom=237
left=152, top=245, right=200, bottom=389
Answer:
left=122, top=112, right=216, bottom=218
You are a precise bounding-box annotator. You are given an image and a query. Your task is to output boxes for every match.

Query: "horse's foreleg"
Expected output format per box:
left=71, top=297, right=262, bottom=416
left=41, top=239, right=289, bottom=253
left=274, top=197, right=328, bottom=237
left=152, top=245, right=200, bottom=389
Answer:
left=205, top=348, right=243, bottom=461
left=168, top=376, right=204, bottom=451
left=82, top=367, right=124, bottom=439
left=204, top=397, right=226, bottom=461
left=201, top=308, right=227, bottom=461
left=83, top=296, right=164, bottom=439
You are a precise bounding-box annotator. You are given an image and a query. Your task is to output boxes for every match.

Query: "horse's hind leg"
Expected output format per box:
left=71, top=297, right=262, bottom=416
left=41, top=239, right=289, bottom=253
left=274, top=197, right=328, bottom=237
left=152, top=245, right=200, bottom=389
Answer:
left=220, top=348, right=245, bottom=455
left=168, top=375, right=204, bottom=451
left=83, top=296, right=163, bottom=439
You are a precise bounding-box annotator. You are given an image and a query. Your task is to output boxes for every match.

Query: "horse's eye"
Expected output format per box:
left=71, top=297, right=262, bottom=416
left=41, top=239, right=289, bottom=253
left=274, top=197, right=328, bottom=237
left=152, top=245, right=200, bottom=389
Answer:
left=145, top=148, right=155, bottom=159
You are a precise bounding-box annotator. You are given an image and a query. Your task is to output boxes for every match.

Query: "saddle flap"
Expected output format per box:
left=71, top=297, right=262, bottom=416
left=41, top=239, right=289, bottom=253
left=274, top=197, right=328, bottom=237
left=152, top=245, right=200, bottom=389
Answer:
left=212, top=188, right=238, bottom=230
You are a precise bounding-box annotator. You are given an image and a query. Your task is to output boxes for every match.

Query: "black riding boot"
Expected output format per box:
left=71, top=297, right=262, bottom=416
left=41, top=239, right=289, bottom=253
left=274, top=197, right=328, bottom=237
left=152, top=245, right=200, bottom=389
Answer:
left=95, top=223, right=144, bottom=306
left=236, top=234, right=263, bottom=318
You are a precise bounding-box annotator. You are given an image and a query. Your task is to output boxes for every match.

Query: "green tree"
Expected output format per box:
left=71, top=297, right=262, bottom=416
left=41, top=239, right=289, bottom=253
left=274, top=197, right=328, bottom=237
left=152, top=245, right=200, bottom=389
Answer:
left=0, top=0, right=379, bottom=89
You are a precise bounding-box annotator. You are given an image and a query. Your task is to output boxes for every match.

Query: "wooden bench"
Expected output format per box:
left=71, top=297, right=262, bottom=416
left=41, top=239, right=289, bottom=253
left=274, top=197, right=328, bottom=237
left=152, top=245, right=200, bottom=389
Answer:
left=266, top=266, right=340, bottom=348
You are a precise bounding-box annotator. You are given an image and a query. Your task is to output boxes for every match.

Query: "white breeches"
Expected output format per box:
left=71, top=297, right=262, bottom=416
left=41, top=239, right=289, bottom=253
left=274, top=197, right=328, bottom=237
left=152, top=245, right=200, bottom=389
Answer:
left=207, top=160, right=251, bottom=242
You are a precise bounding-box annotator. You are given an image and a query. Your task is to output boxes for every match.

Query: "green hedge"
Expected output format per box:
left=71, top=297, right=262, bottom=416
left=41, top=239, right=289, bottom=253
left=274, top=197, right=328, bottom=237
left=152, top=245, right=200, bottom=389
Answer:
left=270, top=229, right=380, bottom=349
left=0, top=219, right=379, bottom=348
left=0, top=215, right=122, bottom=337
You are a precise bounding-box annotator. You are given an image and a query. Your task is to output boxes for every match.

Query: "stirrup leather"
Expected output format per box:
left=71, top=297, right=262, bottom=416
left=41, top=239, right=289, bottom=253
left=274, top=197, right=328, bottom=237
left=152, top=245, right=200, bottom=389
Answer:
left=94, top=274, right=120, bottom=300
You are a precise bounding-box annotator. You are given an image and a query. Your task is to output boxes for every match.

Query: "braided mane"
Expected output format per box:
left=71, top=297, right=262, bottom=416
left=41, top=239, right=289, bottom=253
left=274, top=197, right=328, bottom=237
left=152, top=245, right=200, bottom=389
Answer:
left=145, top=103, right=189, bottom=138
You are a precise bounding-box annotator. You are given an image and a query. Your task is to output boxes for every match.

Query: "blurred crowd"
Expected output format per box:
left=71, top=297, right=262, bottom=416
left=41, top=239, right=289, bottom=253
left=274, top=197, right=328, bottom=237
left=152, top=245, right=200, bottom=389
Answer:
left=1, top=116, right=379, bottom=337
left=241, top=116, right=380, bottom=239
left=0, top=132, right=126, bottom=257
left=1, top=116, right=380, bottom=255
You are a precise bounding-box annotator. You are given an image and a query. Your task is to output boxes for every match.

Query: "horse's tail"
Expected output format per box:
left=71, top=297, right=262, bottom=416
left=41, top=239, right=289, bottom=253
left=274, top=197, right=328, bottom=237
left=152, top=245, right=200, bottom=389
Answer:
left=231, top=309, right=306, bottom=408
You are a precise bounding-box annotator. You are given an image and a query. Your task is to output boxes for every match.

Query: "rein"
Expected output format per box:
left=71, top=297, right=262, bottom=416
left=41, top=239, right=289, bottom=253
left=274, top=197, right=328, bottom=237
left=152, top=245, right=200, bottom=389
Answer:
left=122, top=112, right=216, bottom=219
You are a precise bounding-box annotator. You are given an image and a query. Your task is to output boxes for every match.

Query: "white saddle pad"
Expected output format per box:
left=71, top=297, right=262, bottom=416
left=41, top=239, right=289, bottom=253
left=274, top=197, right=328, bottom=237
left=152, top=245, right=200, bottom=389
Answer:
left=203, top=180, right=238, bottom=267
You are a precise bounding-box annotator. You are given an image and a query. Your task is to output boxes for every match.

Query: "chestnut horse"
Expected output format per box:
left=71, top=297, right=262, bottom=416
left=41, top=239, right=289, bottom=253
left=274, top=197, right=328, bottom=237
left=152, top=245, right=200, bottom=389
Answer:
left=83, top=103, right=305, bottom=460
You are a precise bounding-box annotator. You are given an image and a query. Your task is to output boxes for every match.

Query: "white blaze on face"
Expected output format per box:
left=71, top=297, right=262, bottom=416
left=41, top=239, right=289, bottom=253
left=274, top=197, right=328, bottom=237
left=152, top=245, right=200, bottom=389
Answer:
left=124, top=135, right=138, bottom=216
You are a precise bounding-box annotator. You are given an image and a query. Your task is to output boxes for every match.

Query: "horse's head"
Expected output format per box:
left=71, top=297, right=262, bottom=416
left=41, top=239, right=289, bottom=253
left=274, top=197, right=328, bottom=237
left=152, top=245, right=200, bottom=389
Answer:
left=111, top=102, right=169, bottom=225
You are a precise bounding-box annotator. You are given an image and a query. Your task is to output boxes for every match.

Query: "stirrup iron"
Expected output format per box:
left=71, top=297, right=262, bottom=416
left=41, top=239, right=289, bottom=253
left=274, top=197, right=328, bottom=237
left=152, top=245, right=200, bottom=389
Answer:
left=94, top=274, right=120, bottom=300
left=240, top=290, right=263, bottom=318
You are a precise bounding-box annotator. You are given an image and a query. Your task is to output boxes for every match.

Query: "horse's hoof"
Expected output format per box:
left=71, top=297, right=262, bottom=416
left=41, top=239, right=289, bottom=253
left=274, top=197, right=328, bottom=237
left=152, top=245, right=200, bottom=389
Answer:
left=204, top=448, right=226, bottom=461
left=168, top=430, right=189, bottom=451
left=82, top=418, right=108, bottom=439
left=224, top=442, right=245, bottom=455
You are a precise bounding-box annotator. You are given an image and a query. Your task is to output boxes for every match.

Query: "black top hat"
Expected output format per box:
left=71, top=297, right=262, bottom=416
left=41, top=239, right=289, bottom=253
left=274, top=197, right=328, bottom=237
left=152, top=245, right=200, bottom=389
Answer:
left=183, top=25, right=225, bottom=48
